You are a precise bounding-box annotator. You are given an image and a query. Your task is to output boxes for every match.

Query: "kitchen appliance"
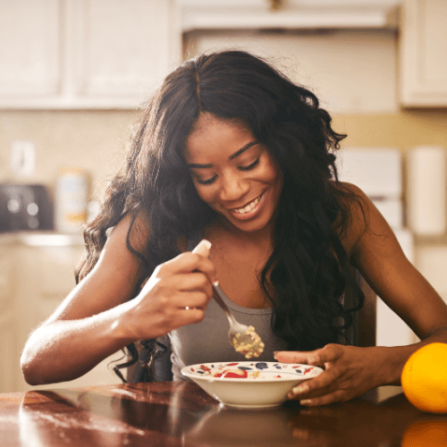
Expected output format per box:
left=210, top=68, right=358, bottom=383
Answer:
left=0, top=184, right=54, bottom=232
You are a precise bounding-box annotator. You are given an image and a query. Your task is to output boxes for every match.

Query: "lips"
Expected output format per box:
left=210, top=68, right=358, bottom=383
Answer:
left=227, top=193, right=264, bottom=221
left=232, top=194, right=263, bottom=214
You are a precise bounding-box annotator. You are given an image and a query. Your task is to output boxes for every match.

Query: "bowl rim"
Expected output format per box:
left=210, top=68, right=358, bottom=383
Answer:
left=181, top=361, right=323, bottom=383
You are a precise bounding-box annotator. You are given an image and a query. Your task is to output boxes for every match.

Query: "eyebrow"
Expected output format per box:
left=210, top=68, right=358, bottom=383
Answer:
left=187, top=141, right=259, bottom=169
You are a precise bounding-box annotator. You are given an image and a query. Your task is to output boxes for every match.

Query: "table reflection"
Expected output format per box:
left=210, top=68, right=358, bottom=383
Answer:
left=19, top=389, right=146, bottom=447
left=184, top=404, right=295, bottom=446
left=287, top=394, right=447, bottom=447
left=11, top=384, right=447, bottom=447
left=18, top=383, right=212, bottom=446
left=402, top=420, right=447, bottom=446
left=183, top=392, right=447, bottom=447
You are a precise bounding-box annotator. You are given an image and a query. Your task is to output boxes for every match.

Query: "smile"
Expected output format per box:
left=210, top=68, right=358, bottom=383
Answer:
left=231, top=193, right=263, bottom=215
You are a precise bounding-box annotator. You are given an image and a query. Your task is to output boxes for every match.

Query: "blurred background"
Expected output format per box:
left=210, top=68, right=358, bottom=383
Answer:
left=1, top=0, right=447, bottom=392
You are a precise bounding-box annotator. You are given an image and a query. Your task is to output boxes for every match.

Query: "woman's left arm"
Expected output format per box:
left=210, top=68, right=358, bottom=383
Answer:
left=276, top=183, right=447, bottom=406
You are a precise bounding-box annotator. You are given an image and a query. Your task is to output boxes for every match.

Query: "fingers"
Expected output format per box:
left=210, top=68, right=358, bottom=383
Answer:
left=274, top=351, right=317, bottom=364
left=171, top=290, right=211, bottom=309
left=172, top=272, right=214, bottom=296
left=192, top=239, right=211, bottom=256
left=176, top=306, right=207, bottom=325
left=158, top=244, right=216, bottom=282
left=275, top=344, right=343, bottom=366
left=284, top=345, right=362, bottom=406
left=298, top=390, right=347, bottom=407
left=147, top=298, right=208, bottom=331
left=158, top=251, right=214, bottom=276
left=288, top=367, right=340, bottom=400
left=143, top=274, right=213, bottom=310
left=134, top=239, right=216, bottom=335
left=311, top=344, right=343, bottom=365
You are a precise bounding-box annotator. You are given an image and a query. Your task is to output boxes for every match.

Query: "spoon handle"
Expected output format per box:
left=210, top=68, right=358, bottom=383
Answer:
left=212, top=282, right=238, bottom=326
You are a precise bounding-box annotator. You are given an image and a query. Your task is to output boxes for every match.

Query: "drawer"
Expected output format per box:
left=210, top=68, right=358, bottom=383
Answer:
left=17, top=245, right=84, bottom=299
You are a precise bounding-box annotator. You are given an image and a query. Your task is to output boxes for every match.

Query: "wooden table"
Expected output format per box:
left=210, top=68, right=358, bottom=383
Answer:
left=1, top=382, right=446, bottom=446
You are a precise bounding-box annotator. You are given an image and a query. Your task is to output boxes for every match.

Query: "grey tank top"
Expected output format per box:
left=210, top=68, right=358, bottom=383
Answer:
left=168, top=232, right=288, bottom=381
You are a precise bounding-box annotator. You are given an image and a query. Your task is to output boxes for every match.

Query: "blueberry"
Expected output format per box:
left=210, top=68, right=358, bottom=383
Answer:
left=255, top=362, right=269, bottom=370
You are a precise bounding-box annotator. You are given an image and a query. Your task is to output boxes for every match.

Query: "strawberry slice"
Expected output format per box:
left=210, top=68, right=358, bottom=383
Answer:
left=213, top=368, right=248, bottom=379
left=224, top=369, right=248, bottom=378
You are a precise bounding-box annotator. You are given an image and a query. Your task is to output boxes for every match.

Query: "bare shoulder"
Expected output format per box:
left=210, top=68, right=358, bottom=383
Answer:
left=100, top=209, right=150, bottom=278
left=334, top=182, right=405, bottom=264
left=336, top=183, right=447, bottom=339
left=332, top=181, right=372, bottom=256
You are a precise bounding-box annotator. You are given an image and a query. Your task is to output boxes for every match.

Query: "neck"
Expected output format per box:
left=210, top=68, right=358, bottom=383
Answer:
left=214, top=217, right=275, bottom=248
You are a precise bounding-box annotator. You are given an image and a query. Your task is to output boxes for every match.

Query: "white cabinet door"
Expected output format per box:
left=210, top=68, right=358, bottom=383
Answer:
left=0, top=0, right=60, bottom=99
left=0, top=0, right=181, bottom=108
left=66, top=0, right=181, bottom=108
left=400, top=0, right=447, bottom=106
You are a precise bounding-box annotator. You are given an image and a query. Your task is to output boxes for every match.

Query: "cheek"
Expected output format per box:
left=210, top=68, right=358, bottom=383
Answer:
left=265, top=166, right=284, bottom=201
left=193, top=183, right=216, bottom=205
left=263, top=160, right=283, bottom=186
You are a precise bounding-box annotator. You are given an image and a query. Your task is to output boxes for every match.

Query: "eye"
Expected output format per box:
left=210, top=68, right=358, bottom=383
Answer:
left=195, top=175, right=217, bottom=185
left=239, top=157, right=260, bottom=171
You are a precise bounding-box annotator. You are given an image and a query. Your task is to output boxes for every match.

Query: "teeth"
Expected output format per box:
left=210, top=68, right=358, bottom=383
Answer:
left=233, top=195, right=262, bottom=214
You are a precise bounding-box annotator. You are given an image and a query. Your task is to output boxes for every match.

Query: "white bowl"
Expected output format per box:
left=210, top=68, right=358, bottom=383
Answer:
left=181, top=361, right=323, bottom=409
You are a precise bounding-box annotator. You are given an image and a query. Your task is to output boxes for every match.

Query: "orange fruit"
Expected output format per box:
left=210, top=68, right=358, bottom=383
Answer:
left=401, top=343, right=447, bottom=413
left=402, top=420, right=447, bottom=447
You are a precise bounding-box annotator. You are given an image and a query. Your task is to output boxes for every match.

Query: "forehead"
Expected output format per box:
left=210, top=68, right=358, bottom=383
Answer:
left=184, top=113, right=254, bottom=161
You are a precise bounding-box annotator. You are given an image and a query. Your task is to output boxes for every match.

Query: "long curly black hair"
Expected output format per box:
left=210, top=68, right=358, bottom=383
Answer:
left=76, top=50, right=365, bottom=380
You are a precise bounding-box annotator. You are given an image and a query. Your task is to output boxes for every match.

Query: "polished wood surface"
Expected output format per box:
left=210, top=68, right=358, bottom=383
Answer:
left=0, top=382, right=446, bottom=446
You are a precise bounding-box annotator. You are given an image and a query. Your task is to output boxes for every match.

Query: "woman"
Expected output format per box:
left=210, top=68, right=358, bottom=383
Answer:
left=21, top=50, right=447, bottom=406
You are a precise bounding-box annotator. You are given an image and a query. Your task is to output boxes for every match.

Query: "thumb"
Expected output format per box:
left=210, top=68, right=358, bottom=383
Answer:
left=192, top=239, right=212, bottom=257
left=274, top=351, right=318, bottom=364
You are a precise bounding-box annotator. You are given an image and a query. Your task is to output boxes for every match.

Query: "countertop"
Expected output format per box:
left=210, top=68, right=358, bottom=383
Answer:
left=1, top=382, right=445, bottom=447
left=0, top=231, right=84, bottom=247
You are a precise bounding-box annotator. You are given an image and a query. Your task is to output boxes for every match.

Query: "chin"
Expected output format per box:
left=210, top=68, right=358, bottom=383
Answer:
left=228, top=216, right=274, bottom=234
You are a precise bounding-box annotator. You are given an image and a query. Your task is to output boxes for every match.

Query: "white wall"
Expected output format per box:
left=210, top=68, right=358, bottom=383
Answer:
left=184, top=29, right=397, bottom=114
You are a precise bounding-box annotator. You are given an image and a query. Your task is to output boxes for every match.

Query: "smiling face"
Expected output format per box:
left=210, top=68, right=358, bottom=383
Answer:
left=184, top=113, right=283, bottom=234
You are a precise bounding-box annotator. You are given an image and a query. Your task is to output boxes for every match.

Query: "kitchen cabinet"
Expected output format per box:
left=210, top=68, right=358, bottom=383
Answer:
left=178, top=0, right=400, bottom=31
left=0, top=233, right=122, bottom=393
left=0, top=245, right=18, bottom=393
left=0, top=0, right=181, bottom=109
left=399, top=0, right=447, bottom=106
left=0, top=0, right=60, bottom=100
left=14, top=240, right=87, bottom=392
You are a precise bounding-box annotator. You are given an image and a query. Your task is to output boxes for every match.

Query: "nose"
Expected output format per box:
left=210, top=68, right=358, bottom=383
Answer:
left=218, top=171, right=250, bottom=203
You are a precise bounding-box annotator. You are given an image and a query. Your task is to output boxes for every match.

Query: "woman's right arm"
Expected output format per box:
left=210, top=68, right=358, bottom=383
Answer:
left=21, top=215, right=215, bottom=385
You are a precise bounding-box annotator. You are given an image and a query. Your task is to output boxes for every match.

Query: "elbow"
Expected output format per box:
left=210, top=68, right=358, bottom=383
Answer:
left=20, top=350, right=45, bottom=386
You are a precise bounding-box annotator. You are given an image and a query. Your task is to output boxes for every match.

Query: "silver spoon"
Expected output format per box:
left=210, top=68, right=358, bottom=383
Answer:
left=212, top=281, right=264, bottom=359
left=191, top=239, right=264, bottom=359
